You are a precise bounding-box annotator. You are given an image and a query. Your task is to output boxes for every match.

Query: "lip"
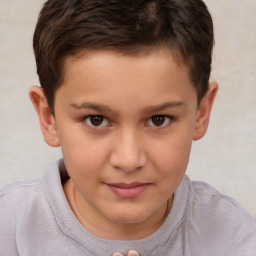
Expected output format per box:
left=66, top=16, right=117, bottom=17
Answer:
left=106, top=182, right=149, bottom=198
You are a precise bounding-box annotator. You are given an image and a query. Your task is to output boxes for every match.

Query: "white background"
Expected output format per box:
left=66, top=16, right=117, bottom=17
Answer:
left=0, top=0, right=255, bottom=218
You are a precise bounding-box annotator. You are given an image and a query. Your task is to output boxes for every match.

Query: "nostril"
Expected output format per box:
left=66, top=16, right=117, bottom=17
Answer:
left=112, top=150, right=147, bottom=172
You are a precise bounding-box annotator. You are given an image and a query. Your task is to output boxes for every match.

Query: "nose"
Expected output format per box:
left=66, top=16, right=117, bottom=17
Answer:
left=109, top=129, right=147, bottom=172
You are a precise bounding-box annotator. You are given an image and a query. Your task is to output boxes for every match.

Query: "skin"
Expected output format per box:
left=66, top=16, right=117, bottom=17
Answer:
left=29, top=48, right=217, bottom=243
left=113, top=250, right=140, bottom=256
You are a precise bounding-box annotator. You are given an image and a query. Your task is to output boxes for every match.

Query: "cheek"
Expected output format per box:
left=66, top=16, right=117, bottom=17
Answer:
left=59, top=124, right=108, bottom=160
left=151, top=132, right=193, bottom=187
left=60, top=132, right=110, bottom=180
left=63, top=146, right=107, bottom=174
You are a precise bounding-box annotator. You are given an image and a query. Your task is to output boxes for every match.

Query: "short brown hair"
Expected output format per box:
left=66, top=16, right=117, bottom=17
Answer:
left=33, top=0, right=214, bottom=112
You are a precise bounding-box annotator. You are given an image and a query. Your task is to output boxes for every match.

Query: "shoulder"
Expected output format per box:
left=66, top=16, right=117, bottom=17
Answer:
left=191, top=180, right=253, bottom=221
left=0, top=179, right=43, bottom=256
left=189, top=180, right=256, bottom=255
left=0, top=179, right=44, bottom=222
left=0, top=159, right=64, bottom=206
left=0, top=179, right=43, bottom=205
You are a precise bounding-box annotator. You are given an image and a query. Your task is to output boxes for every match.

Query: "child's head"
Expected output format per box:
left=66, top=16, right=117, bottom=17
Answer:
left=33, top=0, right=214, bottom=113
left=30, top=0, right=218, bottom=239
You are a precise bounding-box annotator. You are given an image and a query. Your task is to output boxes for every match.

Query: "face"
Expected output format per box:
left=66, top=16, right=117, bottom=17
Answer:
left=31, top=48, right=217, bottom=238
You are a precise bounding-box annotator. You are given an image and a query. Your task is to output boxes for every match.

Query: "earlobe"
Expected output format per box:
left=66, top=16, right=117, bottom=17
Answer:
left=193, top=82, right=218, bottom=141
left=29, top=86, right=60, bottom=147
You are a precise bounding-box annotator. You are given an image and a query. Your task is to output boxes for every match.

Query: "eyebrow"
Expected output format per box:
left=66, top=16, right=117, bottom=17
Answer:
left=70, top=102, right=113, bottom=113
left=70, top=101, right=185, bottom=114
left=142, top=101, right=185, bottom=113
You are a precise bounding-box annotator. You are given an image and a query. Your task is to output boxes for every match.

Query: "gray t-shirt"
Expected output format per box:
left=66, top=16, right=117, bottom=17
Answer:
left=1, top=159, right=256, bottom=256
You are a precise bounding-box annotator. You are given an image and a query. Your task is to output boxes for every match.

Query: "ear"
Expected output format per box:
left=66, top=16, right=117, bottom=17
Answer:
left=29, top=86, right=60, bottom=147
left=193, top=82, right=218, bottom=141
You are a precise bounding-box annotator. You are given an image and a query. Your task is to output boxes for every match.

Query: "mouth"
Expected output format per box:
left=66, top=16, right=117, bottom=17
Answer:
left=106, top=182, right=150, bottom=198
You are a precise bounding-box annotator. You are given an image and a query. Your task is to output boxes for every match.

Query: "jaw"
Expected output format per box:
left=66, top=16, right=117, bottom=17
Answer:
left=65, top=178, right=172, bottom=240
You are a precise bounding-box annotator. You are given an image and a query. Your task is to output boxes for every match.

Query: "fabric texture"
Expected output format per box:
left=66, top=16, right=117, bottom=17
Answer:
left=1, top=159, right=256, bottom=256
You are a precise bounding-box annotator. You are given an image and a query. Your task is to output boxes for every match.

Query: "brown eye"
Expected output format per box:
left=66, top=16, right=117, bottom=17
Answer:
left=151, top=115, right=165, bottom=126
left=147, top=115, right=171, bottom=127
left=85, top=115, right=109, bottom=127
left=90, top=116, right=103, bottom=126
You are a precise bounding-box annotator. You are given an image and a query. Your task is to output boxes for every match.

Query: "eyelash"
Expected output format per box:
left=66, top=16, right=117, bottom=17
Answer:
left=146, top=115, right=174, bottom=128
left=83, top=115, right=110, bottom=128
left=82, top=115, right=175, bottom=129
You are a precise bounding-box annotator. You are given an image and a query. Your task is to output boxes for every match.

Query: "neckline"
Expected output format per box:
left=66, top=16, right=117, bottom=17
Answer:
left=43, top=159, right=192, bottom=255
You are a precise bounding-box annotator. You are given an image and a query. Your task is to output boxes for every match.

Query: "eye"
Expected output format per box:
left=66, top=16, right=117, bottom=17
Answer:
left=84, top=115, right=110, bottom=127
left=146, top=115, right=172, bottom=127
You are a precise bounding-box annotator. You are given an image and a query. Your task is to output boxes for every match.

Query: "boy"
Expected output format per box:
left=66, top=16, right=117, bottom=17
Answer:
left=1, top=0, right=256, bottom=255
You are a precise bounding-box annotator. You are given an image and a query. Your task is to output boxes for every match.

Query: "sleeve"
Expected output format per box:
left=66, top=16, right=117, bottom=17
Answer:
left=230, top=217, right=256, bottom=256
left=0, top=194, right=19, bottom=256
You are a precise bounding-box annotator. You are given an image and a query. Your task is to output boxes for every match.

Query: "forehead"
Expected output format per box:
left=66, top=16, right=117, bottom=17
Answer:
left=63, top=46, right=186, bottom=74
left=57, top=48, right=196, bottom=112
left=62, top=48, right=190, bottom=84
